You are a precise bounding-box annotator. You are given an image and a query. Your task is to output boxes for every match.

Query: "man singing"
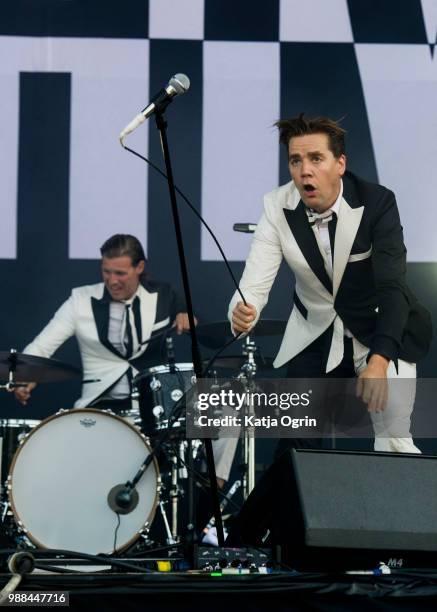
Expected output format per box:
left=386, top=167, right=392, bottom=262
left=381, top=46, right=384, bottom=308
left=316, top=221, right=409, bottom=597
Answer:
left=229, top=114, right=432, bottom=453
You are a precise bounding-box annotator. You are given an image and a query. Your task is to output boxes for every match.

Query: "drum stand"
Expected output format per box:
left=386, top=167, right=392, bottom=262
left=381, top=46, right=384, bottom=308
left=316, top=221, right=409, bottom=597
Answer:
left=0, top=350, right=28, bottom=393
left=159, top=501, right=177, bottom=546
left=167, top=441, right=187, bottom=542
left=165, top=439, right=202, bottom=543
left=0, top=350, right=27, bottom=505
left=238, top=336, right=258, bottom=499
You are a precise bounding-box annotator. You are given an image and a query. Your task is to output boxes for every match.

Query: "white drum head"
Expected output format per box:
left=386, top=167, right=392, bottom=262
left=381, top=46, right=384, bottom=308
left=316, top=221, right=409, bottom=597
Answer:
left=8, top=409, right=159, bottom=555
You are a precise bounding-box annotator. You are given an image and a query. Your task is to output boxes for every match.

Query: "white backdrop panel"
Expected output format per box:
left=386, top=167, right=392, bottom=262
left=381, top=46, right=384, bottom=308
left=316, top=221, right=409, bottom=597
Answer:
left=356, top=44, right=437, bottom=261
left=280, top=0, right=353, bottom=42
left=149, top=0, right=204, bottom=40
left=49, top=39, right=150, bottom=259
left=0, top=37, right=45, bottom=259
left=201, top=41, right=280, bottom=261
left=0, top=37, right=150, bottom=260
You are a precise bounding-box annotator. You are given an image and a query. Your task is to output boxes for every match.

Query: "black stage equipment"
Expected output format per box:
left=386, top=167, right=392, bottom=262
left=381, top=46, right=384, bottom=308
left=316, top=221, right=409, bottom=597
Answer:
left=228, top=449, right=437, bottom=570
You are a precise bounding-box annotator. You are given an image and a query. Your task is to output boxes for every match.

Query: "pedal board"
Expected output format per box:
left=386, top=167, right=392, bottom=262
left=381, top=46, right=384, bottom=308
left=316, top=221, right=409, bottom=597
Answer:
left=196, top=546, right=272, bottom=572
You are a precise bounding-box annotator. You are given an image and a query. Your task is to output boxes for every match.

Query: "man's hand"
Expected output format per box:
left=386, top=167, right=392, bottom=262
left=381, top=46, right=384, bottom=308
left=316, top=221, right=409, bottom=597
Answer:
left=231, top=301, right=257, bottom=334
left=14, top=382, right=37, bottom=406
left=356, top=354, right=389, bottom=413
left=173, top=312, right=197, bottom=335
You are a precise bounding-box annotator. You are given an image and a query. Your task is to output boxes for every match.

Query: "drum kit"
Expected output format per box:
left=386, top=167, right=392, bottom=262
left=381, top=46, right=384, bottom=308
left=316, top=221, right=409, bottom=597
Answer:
left=0, top=320, right=285, bottom=558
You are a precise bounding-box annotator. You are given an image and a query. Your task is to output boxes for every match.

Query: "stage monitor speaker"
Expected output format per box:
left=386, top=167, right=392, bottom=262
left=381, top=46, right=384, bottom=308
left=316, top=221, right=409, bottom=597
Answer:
left=237, top=449, right=437, bottom=570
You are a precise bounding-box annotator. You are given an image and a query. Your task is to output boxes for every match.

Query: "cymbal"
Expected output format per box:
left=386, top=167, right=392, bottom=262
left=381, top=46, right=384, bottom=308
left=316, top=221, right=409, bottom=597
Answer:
left=197, top=319, right=286, bottom=349
left=0, top=351, right=82, bottom=384
left=203, top=355, right=274, bottom=372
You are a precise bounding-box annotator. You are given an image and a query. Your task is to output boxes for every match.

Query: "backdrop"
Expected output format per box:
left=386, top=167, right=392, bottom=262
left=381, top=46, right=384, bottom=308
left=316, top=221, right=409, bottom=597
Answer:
left=1, top=0, right=436, bottom=461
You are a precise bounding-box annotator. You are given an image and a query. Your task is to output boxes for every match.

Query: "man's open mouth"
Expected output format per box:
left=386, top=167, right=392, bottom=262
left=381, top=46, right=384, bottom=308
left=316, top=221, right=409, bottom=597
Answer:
left=303, top=184, right=316, bottom=193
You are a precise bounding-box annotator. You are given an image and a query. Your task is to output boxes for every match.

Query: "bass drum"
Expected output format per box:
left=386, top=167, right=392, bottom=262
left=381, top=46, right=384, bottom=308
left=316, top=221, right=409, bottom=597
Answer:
left=7, top=409, right=160, bottom=555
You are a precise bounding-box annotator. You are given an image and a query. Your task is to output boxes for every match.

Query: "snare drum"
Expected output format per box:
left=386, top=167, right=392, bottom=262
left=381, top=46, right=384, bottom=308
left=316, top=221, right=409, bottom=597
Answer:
left=7, top=409, right=160, bottom=555
left=133, top=363, right=194, bottom=435
left=0, top=419, right=40, bottom=489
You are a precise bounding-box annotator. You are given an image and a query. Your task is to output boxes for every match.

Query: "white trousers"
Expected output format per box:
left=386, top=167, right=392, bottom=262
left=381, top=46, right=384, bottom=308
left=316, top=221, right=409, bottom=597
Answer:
left=208, top=336, right=422, bottom=480
left=352, top=338, right=420, bottom=454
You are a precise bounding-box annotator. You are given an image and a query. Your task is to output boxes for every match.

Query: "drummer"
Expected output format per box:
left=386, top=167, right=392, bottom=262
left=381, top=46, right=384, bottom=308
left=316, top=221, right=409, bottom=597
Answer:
left=13, top=234, right=234, bottom=484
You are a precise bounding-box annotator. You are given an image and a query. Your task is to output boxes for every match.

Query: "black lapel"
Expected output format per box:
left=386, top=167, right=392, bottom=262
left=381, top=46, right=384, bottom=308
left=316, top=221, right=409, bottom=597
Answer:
left=283, top=201, right=332, bottom=294
left=91, top=287, right=125, bottom=359
left=132, top=295, right=142, bottom=344
left=341, top=171, right=361, bottom=209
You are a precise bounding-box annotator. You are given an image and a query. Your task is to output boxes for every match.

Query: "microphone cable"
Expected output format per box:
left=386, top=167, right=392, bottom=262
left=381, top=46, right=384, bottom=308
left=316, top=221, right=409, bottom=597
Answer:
left=120, top=143, right=252, bottom=373
left=121, top=144, right=246, bottom=307
left=0, top=552, right=35, bottom=605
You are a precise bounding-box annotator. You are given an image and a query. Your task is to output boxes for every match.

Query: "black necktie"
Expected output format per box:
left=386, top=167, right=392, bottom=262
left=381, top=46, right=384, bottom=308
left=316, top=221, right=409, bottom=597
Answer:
left=328, top=211, right=337, bottom=255
left=124, top=304, right=133, bottom=359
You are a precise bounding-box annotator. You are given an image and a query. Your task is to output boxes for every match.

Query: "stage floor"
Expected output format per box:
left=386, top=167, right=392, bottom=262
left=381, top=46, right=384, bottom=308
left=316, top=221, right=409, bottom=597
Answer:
left=3, top=569, right=437, bottom=611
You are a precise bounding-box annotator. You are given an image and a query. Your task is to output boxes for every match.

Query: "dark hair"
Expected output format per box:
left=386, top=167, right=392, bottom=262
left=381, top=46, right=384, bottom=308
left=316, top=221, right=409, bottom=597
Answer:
left=100, top=234, right=147, bottom=279
left=275, top=113, right=346, bottom=158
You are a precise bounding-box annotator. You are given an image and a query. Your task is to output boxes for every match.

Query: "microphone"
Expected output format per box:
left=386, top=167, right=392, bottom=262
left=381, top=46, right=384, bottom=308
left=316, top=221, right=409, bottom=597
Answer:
left=233, top=223, right=257, bottom=233
left=119, top=73, right=190, bottom=145
left=107, top=483, right=139, bottom=514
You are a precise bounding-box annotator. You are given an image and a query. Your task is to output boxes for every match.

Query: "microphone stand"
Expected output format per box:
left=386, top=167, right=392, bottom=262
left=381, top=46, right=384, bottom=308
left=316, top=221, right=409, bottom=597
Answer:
left=153, top=109, right=225, bottom=549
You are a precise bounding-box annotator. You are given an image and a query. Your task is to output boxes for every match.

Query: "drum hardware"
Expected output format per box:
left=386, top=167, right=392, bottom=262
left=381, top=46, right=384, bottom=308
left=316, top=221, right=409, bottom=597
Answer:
left=110, top=382, right=194, bottom=539
left=168, top=442, right=191, bottom=540
left=196, top=319, right=287, bottom=350
left=178, top=441, right=188, bottom=479
left=131, top=384, right=140, bottom=400
left=150, top=375, right=165, bottom=430
left=168, top=451, right=179, bottom=540
left=233, top=336, right=259, bottom=499
left=166, top=336, right=177, bottom=373
left=159, top=500, right=177, bottom=546
left=105, top=385, right=189, bottom=538
left=0, top=349, right=81, bottom=388
left=1, top=500, right=9, bottom=523
left=0, top=350, right=24, bottom=392
left=127, top=361, right=199, bottom=544
left=0, top=419, right=41, bottom=499
left=155, top=443, right=186, bottom=544
left=199, top=320, right=282, bottom=500
left=203, top=355, right=274, bottom=372
left=203, top=335, right=271, bottom=500
left=202, top=479, right=242, bottom=546
left=132, top=362, right=194, bottom=436
left=120, top=377, right=212, bottom=546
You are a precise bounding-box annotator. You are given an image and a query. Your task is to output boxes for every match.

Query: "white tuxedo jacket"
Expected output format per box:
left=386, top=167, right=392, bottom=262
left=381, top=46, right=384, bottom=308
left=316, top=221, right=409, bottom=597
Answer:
left=24, top=282, right=171, bottom=407
left=229, top=174, right=431, bottom=369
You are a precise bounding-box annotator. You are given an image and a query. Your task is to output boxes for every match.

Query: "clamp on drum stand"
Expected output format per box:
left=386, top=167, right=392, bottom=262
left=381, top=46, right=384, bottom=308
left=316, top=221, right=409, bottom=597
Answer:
left=238, top=337, right=258, bottom=500
left=0, top=350, right=29, bottom=393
